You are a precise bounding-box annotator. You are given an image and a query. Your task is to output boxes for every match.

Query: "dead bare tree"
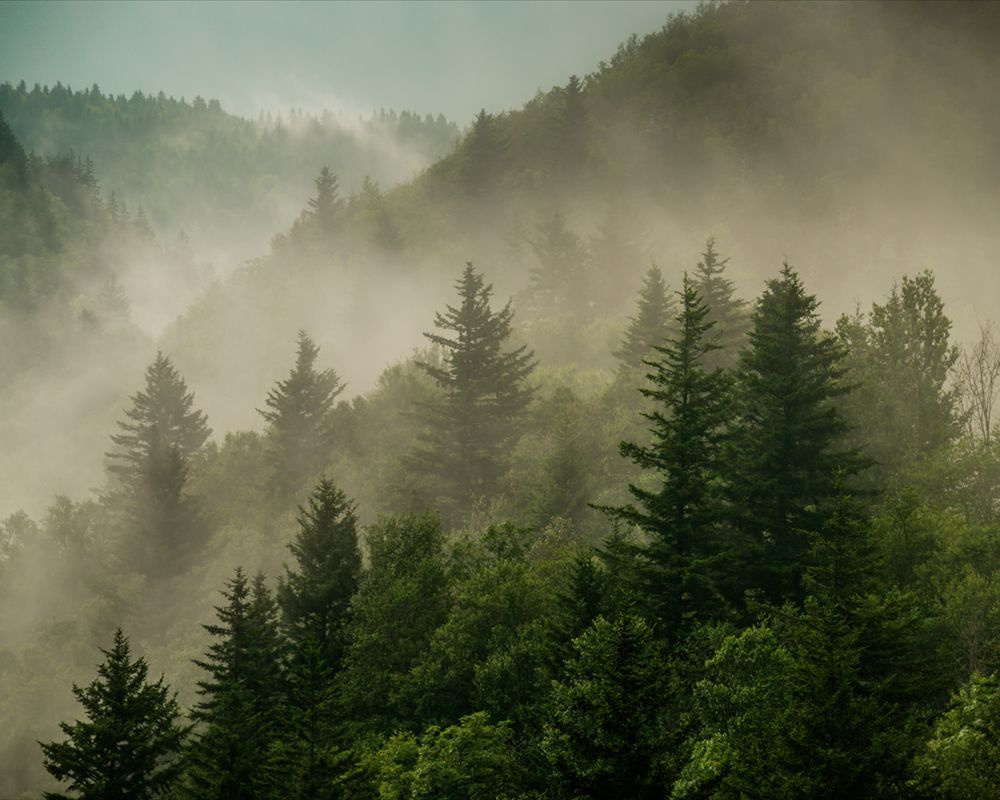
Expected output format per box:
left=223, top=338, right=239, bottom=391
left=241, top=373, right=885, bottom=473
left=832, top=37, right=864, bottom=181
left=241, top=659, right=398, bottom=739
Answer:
left=956, top=321, right=1000, bottom=444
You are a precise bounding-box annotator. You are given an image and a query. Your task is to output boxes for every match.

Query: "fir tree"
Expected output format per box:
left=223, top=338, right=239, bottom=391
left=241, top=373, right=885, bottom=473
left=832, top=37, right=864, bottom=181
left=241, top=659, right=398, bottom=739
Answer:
left=307, top=166, right=342, bottom=236
left=604, top=275, right=732, bottom=641
left=693, top=238, right=748, bottom=369
left=105, top=352, right=210, bottom=576
left=731, top=263, right=859, bottom=606
left=39, top=629, right=188, bottom=800
left=185, top=569, right=284, bottom=799
left=410, top=264, right=536, bottom=522
left=278, top=477, right=361, bottom=667
left=258, top=331, right=345, bottom=500
left=614, top=263, right=675, bottom=372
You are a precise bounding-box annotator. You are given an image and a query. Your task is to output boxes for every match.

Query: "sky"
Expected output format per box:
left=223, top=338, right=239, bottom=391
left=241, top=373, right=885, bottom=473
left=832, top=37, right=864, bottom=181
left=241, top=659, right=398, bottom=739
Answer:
left=0, top=0, right=697, bottom=125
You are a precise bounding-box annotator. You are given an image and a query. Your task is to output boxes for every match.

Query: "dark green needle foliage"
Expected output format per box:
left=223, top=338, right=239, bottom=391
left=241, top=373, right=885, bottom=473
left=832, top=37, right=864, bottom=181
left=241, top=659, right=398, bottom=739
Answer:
left=604, top=275, right=732, bottom=642
left=542, top=614, right=667, bottom=800
left=614, top=263, right=675, bottom=373
left=731, top=263, right=860, bottom=605
left=39, top=629, right=188, bottom=800
left=279, top=477, right=361, bottom=667
left=410, top=264, right=535, bottom=523
left=185, top=568, right=284, bottom=800
left=259, top=331, right=345, bottom=501
left=693, top=238, right=748, bottom=370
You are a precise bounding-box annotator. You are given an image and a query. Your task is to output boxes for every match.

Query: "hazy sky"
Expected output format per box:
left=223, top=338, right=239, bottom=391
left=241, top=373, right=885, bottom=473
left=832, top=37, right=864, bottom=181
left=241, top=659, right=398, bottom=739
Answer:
left=0, top=0, right=696, bottom=125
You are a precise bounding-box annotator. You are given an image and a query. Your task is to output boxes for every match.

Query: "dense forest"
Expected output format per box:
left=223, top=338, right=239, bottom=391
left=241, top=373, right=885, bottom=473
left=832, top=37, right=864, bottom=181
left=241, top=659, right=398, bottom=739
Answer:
left=2, top=1, right=1000, bottom=798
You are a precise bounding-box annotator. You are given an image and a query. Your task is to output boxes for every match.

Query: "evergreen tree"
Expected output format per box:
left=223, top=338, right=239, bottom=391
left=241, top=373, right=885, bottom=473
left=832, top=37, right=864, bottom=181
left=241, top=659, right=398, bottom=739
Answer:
left=185, top=568, right=283, bottom=799
left=731, top=263, right=859, bottom=605
left=307, top=166, right=343, bottom=236
left=693, top=238, right=748, bottom=369
left=258, top=331, right=345, bottom=500
left=459, top=109, right=508, bottom=197
left=105, top=352, right=210, bottom=576
left=604, top=275, right=732, bottom=642
left=613, top=263, right=675, bottom=372
left=278, top=477, right=361, bottom=667
left=410, top=264, right=535, bottom=522
left=39, top=629, right=188, bottom=800
left=526, top=211, right=589, bottom=316
left=340, top=514, right=452, bottom=731
left=542, top=614, right=667, bottom=799
left=587, top=201, right=645, bottom=312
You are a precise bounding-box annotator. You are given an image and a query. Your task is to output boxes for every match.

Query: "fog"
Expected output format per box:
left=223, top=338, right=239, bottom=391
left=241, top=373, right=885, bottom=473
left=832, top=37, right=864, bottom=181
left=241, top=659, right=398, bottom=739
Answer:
left=1, top=1, right=999, bottom=796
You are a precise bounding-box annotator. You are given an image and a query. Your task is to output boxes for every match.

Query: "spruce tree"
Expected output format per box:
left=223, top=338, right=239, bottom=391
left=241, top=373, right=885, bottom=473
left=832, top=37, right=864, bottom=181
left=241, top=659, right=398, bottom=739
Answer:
left=39, top=629, right=188, bottom=800
left=278, top=477, right=361, bottom=667
left=410, top=263, right=536, bottom=522
left=185, top=568, right=283, bottom=799
left=259, top=331, right=345, bottom=500
left=106, top=352, right=210, bottom=576
left=307, top=166, right=342, bottom=236
left=693, top=238, right=748, bottom=369
left=614, top=263, right=675, bottom=372
left=731, top=263, right=859, bottom=606
left=604, top=275, right=732, bottom=641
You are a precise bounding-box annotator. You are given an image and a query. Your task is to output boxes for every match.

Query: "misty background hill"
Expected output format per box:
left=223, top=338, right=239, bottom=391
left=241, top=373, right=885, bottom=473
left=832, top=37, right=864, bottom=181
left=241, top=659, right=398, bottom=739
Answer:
left=0, top=81, right=459, bottom=267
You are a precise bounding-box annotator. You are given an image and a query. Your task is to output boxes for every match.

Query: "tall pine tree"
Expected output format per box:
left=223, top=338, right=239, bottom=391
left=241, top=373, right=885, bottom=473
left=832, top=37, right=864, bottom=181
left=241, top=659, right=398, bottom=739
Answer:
left=730, top=263, right=859, bottom=606
left=614, top=263, right=675, bottom=373
left=105, top=352, right=210, bottom=577
left=40, top=629, right=188, bottom=800
left=693, top=238, right=748, bottom=369
left=409, top=264, right=535, bottom=523
left=185, top=568, right=284, bottom=800
left=259, top=331, right=345, bottom=501
left=604, top=275, right=732, bottom=642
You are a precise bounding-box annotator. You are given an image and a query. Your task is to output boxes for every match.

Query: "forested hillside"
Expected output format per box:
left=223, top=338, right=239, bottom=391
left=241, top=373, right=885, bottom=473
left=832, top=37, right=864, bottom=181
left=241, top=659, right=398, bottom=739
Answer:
left=2, top=1, right=1000, bottom=798
left=0, top=81, right=458, bottom=265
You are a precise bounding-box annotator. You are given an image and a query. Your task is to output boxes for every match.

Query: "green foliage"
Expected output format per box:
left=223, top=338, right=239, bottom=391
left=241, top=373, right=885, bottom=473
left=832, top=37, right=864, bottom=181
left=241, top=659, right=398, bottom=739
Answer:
left=370, top=712, right=519, bottom=800
left=340, top=514, right=452, bottom=731
left=259, top=331, right=345, bottom=501
left=730, top=263, right=858, bottom=605
left=39, top=629, right=188, bottom=800
left=614, top=262, right=675, bottom=372
left=106, top=352, right=211, bottom=577
left=912, top=673, right=1000, bottom=800
left=543, top=614, right=668, bottom=799
left=409, top=264, right=536, bottom=523
left=185, top=569, right=284, bottom=799
left=693, top=238, right=748, bottom=370
left=279, top=478, right=360, bottom=665
left=838, top=271, right=961, bottom=485
left=605, top=275, right=733, bottom=641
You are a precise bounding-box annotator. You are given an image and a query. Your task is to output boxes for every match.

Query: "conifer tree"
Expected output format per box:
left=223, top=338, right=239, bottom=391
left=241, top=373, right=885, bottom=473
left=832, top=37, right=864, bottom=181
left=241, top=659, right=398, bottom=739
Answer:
left=543, top=614, right=667, bottom=800
left=410, top=264, right=535, bottom=522
left=460, top=109, right=508, bottom=197
left=731, top=263, right=859, bottom=605
left=39, top=629, right=188, bottom=800
left=186, top=568, right=284, bottom=799
left=527, top=211, right=589, bottom=315
left=693, top=238, right=748, bottom=369
left=106, top=352, right=210, bottom=576
left=259, top=331, right=345, bottom=500
left=307, top=166, right=342, bottom=236
left=614, top=263, right=675, bottom=372
left=604, top=275, right=732, bottom=641
left=278, top=477, right=361, bottom=667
